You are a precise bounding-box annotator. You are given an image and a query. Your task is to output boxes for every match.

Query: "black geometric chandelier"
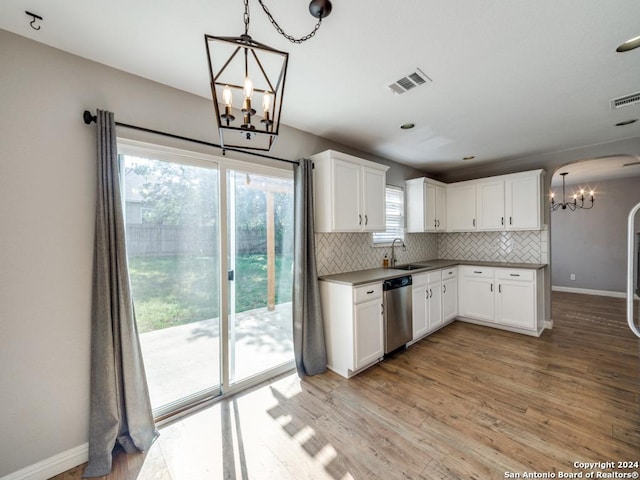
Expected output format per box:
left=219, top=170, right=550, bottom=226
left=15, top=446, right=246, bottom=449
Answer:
left=551, top=172, right=595, bottom=211
left=204, top=0, right=332, bottom=152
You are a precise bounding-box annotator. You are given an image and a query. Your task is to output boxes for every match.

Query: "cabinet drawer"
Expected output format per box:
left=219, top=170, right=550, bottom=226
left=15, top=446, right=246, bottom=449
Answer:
left=354, top=283, right=382, bottom=303
left=412, top=272, right=428, bottom=287
left=427, top=270, right=442, bottom=283
left=460, top=266, right=494, bottom=278
left=441, top=267, right=457, bottom=279
left=495, top=269, right=535, bottom=282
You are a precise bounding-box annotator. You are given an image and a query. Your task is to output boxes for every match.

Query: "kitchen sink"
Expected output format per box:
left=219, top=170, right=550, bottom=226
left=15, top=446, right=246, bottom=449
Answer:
left=393, top=264, right=430, bottom=271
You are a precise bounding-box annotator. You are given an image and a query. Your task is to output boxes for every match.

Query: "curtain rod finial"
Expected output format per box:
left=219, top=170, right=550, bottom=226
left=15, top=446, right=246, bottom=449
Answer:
left=83, top=110, right=97, bottom=125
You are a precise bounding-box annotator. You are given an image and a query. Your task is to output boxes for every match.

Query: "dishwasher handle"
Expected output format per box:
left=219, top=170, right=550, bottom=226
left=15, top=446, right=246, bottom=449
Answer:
left=383, top=275, right=412, bottom=290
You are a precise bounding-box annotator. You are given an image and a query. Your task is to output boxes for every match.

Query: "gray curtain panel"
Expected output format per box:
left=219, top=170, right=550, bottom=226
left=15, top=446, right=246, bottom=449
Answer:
left=84, top=110, right=159, bottom=478
left=293, top=158, right=327, bottom=377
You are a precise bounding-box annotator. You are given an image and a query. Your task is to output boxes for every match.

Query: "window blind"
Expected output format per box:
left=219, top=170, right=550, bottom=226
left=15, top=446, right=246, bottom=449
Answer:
left=372, top=185, right=404, bottom=244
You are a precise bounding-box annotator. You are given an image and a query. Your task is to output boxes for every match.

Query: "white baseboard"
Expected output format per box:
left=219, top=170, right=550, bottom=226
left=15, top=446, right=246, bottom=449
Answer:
left=1, top=443, right=88, bottom=480
left=552, top=285, right=640, bottom=300
left=544, top=320, right=554, bottom=329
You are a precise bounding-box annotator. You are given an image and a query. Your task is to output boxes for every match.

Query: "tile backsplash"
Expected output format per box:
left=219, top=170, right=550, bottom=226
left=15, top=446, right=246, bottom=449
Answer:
left=315, top=229, right=548, bottom=276
left=439, top=230, right=548, bottom=265
left=315, top=232, right=438, bottom=276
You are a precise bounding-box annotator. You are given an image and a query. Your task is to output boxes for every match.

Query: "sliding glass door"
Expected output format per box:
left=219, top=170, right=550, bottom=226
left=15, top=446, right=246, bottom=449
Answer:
left=227, top=168, right=295, bottom=385
left=122, top=152, right=221, bottom=415
left=119, top=144, right=295, bottom=416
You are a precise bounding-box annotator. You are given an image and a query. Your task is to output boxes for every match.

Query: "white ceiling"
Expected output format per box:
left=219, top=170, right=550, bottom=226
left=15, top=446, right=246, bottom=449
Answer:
left=1, top=0, right=640, bottom=175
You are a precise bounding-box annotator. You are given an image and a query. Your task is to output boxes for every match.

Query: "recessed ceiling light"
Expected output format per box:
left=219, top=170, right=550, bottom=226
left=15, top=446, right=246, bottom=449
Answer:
left=616, top=34, right=640, bottom=52
left=400, top=122, right=415, bottom=130
left=615, top=119, right=638, bottom=126
left=462, top=156, right=475, bottom=161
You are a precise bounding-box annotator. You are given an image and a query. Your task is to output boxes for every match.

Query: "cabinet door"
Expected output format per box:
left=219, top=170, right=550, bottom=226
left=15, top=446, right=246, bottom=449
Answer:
left=361, top=167, right=386, bottom=231
left=460, top=274, right=494, bottom=321
left=354, top=299, right=384, bottom=370
left=496, top=280, right=536, bottom=329
left=406, top=180, right=426, bottom=232
left=435, top=185, right=447, bottom=231
left=427, top=279, right=443, bottom=329
left=424, top=183, right=437, bottom=232
left=477, top=180, right=505, bottom=230
left=442, top=276, right=458, bottom=322
left=505, top=175, right=540, bottom=230
left=332, top=158, right=361, bottom=231
left=447, top=183, right=477, bottom=231
left=412, top=278, right=429, bottom=339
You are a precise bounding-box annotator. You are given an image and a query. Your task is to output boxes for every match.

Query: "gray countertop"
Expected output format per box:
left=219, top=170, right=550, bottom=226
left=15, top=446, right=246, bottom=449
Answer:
left=319, top=259, right=546, bottom=286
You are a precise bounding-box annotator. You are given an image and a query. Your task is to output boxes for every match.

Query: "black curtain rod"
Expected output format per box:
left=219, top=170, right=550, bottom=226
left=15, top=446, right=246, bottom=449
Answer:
left=82, top=110, right=299, bottom=166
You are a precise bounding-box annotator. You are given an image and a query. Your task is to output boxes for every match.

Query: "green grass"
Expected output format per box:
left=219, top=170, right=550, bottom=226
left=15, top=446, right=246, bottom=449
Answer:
left=128, top=254, right=293, bottom=333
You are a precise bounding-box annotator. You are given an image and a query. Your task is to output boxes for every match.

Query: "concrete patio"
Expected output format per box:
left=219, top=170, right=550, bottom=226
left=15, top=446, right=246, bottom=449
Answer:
left=139, top=302, right=294, bottom=410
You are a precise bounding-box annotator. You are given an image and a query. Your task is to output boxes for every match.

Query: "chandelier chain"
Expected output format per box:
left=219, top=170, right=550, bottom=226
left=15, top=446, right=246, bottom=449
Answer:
left=256, top=0, right=323, bottom=44
left=244, top=0, right=250, bottom=35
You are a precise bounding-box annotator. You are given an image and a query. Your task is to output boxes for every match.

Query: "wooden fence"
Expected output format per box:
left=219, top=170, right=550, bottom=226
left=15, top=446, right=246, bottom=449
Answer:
left=125, top=224, right=287, bottom=256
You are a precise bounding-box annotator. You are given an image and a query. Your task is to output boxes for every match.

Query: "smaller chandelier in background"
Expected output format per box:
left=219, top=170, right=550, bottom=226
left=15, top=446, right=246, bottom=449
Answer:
left=550, top=172, right=595, bottom=211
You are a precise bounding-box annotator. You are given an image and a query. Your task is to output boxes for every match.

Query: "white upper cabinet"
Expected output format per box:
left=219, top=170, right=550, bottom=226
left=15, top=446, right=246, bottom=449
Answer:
left=447, top=182, right=477, bottom=231
left=476, top=180, right=505, bottom=230
left=446, top=170, right=543, bottom=232
left=406, top=178, right=447, bottom=232
left=311, top=150, right=389, bottom=233
left=361, top=166, right=387, bottom=231
left=505, top=173, right=541, bottom=230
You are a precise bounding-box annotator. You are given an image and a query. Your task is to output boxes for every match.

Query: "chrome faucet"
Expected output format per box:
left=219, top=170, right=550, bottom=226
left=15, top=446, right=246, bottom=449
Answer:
left=390, top=238, right=405, bottom=267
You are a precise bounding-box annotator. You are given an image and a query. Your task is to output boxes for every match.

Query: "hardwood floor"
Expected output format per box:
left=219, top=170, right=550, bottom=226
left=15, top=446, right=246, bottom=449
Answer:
left=52, top=292, right=639, bottom=479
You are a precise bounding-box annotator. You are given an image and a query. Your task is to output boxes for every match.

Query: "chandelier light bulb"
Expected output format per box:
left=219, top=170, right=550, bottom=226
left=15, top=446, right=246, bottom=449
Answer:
left=262, top=91, right=273, bottom=113
left=243, top=77, right=254, bottom=99
left=222, top=85, right=233, bottom=106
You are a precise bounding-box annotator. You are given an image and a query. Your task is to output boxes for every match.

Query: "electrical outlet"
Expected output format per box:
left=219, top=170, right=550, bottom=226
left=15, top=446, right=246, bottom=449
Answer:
left=570, top=274, right=576, bottom=281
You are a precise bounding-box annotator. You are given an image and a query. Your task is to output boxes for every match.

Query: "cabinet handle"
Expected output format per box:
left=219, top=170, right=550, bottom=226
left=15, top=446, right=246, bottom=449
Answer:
left=499, top=284, right=502, bottom=293
left=381, top=304, right=384, bottom=315
left=509, top=216, right=513, bottom=225
left=366, top=290, right=375, bottom=294
left=474, top=270, right=483, bottom=274
left=509, top=273, right=520, bottom=277
left=359, top=214, right=362, bottom=225
left=365, top=214, right=368, bottom=225
left=501, top=217, right=504, bottom=225
left=473, top=218, right=476, bottom=227
left=490, top=283, right=493, bottom=292
left=443, top=284, right=447, bottom=294
left=434, top=219, right=437, bottom=228
left=437, top=219, right=440, bottom=228
left=429, top=288, right=433, bottom=298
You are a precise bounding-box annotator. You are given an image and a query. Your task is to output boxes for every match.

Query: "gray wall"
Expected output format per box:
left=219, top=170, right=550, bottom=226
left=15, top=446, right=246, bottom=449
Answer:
left=551, top=176, right=640, bottom=293
left=0, top=28, right=427, bottom=478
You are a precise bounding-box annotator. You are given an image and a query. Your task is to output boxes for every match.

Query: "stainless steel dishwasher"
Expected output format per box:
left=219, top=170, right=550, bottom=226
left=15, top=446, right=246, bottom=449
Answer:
left=383, top=275, right=413, bottom=354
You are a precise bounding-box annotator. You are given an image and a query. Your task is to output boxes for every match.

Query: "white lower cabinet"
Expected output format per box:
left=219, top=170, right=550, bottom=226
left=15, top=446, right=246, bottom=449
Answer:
left=459, top=268, right=495, bottom=322
left=412, top=268, right=457, bottom=341
left=441, top=268, right=458, bottom=323
left=412, top=273, right=429, bottom=339
left=319, top=280, right=383, bottom=378
left=458, top=266, right=543, bottom=335
left=495, top=269, right=537, bottom=329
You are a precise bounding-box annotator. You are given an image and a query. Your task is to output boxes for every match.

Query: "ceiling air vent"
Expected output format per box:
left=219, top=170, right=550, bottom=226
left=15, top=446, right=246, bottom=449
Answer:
left=387, top=68, right=432, bottom=95
left=610, top=91, right=640, bottom=110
